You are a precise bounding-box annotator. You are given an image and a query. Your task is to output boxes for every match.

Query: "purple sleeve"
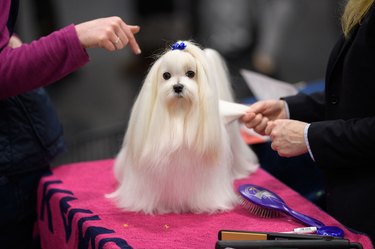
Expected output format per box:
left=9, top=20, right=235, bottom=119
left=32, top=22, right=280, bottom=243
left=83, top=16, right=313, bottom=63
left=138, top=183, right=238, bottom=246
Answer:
left=0, top=23, right=90, bottom=99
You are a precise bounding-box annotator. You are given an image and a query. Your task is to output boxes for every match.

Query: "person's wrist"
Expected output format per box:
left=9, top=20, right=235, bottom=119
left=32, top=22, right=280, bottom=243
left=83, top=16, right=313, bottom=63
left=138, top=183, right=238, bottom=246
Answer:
left=74, top=23, right=90, bottom=49
left=280, top=100, right=289, bottom=119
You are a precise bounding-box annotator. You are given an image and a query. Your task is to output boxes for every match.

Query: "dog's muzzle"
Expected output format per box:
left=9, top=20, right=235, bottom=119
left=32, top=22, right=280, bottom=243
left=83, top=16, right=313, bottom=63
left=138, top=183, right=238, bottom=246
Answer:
left=173, top=83, right=184, bottom=94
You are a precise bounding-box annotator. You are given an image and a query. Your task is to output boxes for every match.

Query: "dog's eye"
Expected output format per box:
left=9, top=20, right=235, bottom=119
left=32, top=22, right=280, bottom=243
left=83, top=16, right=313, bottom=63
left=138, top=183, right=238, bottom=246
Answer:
left=163, top=72, right=171, bottom=80
left=186, top=71, right=195, bottom=78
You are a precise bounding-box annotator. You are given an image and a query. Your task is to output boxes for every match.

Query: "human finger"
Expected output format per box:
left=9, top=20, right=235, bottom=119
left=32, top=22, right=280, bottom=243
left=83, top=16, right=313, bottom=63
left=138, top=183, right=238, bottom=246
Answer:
left=254, top=117, right=269, bottom=135
left=265, top=121, right=275, bottom=136
left=108, top=17, right=128, bottom=50
left=244, top=113, right=263, bottom=129
left=246, top=101, right=269, bottom=114
left=100, top=37, right=117, bottom=52
left=120, top=21, right=141, bottom=54
left=129, top=25, right=140, bottom=34
left=114, top=28, right=128, bottom=50
left=118, top=25, right=140, bottom=49
left=240, top=112, right=256, bottom=123
left=270, top=141, right=278, bottom=151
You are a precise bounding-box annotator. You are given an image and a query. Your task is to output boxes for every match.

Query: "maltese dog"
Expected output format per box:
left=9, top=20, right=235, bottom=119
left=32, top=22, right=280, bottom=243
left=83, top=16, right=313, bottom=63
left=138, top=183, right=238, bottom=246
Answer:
left=107, top=41, right=258, bottom=214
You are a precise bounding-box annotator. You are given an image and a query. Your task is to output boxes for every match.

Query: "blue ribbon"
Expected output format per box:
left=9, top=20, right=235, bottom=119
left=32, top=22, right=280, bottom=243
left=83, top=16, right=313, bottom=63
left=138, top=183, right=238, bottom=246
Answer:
left=171, top=41, right=186, bottom=50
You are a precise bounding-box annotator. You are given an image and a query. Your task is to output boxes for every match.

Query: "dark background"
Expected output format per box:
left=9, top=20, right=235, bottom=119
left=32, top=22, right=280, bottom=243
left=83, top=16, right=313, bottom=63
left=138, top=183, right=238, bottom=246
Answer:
left=16, top=0, right=343, bottom=165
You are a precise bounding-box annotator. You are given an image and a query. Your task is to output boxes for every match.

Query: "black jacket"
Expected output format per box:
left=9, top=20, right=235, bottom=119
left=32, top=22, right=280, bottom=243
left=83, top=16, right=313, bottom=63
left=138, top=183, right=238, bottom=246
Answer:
left=284, top=4, right=375, bottom=243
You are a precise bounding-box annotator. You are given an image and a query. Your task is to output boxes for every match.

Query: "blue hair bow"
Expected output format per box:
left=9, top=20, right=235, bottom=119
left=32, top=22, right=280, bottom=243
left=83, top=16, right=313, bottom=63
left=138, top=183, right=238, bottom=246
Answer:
left=171, top=41, right=186, bottom=50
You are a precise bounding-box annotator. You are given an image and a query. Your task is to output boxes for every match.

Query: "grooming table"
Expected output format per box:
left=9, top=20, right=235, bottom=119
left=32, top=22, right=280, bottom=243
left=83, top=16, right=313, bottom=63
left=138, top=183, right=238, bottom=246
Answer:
left=36, top=159, right=373, bottom=249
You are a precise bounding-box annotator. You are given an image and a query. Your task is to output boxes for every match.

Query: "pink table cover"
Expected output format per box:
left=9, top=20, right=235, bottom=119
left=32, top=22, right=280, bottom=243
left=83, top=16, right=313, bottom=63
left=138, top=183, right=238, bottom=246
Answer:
left=36, top=159, right=373, bottom=249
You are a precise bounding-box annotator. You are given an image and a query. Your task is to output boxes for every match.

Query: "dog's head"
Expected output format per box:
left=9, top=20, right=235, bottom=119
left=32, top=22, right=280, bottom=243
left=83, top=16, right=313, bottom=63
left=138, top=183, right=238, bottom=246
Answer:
left=125, top=41, right=224, bottom=163
left=151, top=41, right=218, bottom=112
left=158, top=48, right=198, bottom=108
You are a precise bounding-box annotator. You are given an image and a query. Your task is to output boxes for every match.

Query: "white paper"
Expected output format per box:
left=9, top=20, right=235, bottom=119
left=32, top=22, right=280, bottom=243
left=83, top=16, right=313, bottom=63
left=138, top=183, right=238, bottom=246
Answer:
left=240, top=69, right=299, bottom=100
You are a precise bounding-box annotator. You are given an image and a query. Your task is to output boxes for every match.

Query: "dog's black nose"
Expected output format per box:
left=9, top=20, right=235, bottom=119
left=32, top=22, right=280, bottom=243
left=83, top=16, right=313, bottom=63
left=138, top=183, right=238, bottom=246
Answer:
left=173, top=83, right=184, bottom=93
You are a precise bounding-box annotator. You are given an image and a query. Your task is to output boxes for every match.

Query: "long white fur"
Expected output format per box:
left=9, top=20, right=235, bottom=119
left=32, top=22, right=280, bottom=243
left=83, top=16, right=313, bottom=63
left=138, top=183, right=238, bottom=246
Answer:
left=203, top=48, right=259, bottom=179
left=107, top=41, right=258, bottom=214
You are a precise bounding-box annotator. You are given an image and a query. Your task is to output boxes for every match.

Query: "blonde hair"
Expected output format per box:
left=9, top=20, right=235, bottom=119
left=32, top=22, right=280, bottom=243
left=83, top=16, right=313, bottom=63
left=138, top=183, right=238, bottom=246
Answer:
left=341, top=0, right=374, bottom=38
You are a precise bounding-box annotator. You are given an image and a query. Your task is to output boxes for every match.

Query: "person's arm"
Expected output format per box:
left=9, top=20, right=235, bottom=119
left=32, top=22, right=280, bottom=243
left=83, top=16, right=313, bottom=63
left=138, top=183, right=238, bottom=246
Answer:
left=308, top=116, right=375, bottom=169
left=283, top=91, right=325, bottom=123
left=283, top=92, right=324, bottom=160
left=1, top=1, right=140, bottom=100
left=260, top=92, right=325, bottom=158
left=0, top=24, right=89, bottom=99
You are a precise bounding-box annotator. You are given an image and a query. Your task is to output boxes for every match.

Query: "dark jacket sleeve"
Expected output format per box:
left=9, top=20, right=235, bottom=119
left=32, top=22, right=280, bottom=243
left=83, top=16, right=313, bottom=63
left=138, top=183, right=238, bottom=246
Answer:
left=283, top=91, right=325, bottom=123
left=308, top=116, right=375, bottom=169
left=285, top=91, right=375, bottom=169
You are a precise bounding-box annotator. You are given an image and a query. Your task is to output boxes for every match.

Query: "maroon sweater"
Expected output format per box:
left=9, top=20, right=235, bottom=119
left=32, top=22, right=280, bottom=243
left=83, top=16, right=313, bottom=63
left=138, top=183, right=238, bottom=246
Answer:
left=0, top=0, right=89, bottom=99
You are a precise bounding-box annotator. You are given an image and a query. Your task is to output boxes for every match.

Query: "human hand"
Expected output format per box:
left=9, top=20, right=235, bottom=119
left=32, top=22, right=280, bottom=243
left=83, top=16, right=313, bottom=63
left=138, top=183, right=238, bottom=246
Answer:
left=240, top=99, right=288, bottom=135
left=75, top=16, right=141, bottom=54
left=265, top=119, right=308, bottom=157
left=8, top=34, right=22, bottom=48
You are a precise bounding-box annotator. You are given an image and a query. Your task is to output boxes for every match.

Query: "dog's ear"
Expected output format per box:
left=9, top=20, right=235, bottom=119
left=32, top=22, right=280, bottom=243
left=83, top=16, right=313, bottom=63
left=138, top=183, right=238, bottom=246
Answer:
left=124, top=59, right=162, bottom=158
left=204, top=48, right=235, bottom=102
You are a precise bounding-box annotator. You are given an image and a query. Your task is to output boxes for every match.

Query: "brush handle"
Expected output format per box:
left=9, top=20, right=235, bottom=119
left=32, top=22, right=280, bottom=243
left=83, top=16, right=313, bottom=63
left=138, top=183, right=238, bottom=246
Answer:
left=285, top=207, right=325, bottom=228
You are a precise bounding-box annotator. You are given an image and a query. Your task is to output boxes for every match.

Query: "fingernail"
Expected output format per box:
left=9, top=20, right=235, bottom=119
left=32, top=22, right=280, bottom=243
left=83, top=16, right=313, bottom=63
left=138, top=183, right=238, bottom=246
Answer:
left=136, top=48, right=142, bottom=54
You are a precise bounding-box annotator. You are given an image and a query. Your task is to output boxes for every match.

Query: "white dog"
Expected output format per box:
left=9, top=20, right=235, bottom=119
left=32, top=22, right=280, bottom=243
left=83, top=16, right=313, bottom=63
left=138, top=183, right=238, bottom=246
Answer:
left=107, top=41, right=258, bottom=214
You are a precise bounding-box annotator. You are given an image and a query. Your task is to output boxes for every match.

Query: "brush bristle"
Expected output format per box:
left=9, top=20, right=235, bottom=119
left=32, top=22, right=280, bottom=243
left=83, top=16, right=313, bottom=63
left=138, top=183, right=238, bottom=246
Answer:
left=239, top=196, right=281, bottom=218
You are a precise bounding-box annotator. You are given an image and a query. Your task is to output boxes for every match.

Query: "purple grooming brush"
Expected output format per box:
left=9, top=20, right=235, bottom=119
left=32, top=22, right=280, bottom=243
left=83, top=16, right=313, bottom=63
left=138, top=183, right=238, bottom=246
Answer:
left=238, top=184, right=344, bottom=238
